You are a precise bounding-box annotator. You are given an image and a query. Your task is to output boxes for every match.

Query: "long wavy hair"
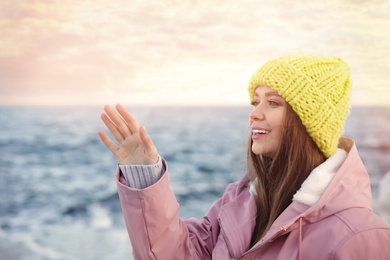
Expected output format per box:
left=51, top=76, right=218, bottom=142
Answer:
left=247, top=103, right=326, bottom=247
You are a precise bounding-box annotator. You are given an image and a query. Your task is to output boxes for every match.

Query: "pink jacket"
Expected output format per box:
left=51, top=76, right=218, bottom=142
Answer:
left=116, top=138, right=390, bottom=259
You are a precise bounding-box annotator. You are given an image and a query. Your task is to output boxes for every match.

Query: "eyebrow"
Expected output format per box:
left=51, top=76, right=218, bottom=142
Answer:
left=265, top=90, right=281, bottom=97
left=254, top=90, right=281, bottom=97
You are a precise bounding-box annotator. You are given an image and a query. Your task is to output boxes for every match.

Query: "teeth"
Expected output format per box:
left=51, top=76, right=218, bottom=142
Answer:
left=253, top=129, right=269, bottom=134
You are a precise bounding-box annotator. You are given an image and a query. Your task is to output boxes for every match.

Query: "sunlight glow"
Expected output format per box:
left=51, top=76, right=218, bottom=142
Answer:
left=1, top=0, right=389, bottom=106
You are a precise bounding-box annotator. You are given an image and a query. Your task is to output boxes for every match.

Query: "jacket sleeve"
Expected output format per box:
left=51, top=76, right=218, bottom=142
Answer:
left=115, top=160, right=223, bottom=260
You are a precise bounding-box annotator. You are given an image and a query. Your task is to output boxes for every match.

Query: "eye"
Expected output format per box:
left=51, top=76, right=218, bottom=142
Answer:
left=251, top=100, right=260, bottom=107
left=268, top=100, right=280, bottom=107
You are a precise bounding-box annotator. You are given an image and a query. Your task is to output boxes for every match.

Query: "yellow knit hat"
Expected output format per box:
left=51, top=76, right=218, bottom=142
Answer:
left=248, top=55, right=351, bottom=158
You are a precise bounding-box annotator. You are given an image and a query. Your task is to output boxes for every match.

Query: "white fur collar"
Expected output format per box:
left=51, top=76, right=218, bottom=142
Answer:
left=292, top=148, right=347, bottom=206
left=249, top=148, right=347, bottom=206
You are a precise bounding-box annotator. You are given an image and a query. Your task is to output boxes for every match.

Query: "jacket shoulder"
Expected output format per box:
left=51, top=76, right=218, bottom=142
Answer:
left=335, top=207, right=390, bottom=233
left=220, top=179, right=250, bottom=205
left=301, top=207, right=390, bottom=259
left=332, top=208, right=390, bottom=259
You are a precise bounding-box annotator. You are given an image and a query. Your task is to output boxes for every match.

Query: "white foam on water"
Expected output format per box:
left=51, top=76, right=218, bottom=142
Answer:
left=89, top=203, right=113, bottom=230
left=0, top=230, right=66, bottom=260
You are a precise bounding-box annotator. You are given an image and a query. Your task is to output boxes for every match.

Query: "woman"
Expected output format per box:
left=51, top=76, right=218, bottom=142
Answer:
left=98, top=55, right=390, bottom=259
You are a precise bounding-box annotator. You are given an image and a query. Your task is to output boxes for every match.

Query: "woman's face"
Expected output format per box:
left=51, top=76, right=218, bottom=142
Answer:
left=249, top=86, right=287, bottom=158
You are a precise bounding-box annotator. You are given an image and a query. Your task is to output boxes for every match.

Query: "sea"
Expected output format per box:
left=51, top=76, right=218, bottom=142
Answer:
left=1, top=106, right=389, bottom=260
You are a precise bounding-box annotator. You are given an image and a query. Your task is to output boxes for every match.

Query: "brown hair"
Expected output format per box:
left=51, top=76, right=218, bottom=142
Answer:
left=248, top=103, right=326, bottom=247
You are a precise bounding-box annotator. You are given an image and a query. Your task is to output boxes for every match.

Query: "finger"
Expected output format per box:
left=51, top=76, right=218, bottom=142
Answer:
left=98, top=129, right=120, bottom=155
left=104, top=105, right=132, bottom=137
left=100, top=113, right=125, bottom=142
left=116, top=104, right=140, bottom=134
left=139, top=126, right=158, bottom=163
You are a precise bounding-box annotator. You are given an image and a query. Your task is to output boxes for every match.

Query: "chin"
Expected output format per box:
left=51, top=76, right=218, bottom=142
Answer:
left=252, top=146, right=275, bottom=158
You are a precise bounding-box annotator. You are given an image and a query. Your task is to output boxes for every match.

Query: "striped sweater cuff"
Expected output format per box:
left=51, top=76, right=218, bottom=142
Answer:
left=119, top=156, right=164, bottom=189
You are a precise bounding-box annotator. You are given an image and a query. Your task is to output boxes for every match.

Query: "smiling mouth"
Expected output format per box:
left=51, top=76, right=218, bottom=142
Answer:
left=252, top=129, right=270, bottom=135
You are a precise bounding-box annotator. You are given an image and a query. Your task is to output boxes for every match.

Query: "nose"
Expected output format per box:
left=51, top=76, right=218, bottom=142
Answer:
left=249, top=104, right=265, bottom=122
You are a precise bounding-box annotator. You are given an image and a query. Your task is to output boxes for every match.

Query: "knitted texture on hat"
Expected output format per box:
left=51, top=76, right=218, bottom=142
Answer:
left=248, top=55, right=351, bottom=158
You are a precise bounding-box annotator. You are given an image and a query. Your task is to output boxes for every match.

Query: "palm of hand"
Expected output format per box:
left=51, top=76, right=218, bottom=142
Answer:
left=98, top=104, right=158, bottom=165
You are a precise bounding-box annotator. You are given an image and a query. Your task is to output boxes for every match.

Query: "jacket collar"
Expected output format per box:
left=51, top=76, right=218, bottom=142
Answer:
left=292, top=147, right=347, bottom=206
left=218, top=181, right=257, bottom=258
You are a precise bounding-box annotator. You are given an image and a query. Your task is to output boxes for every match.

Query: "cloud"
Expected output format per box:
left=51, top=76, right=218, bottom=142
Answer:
left=0, top=0, right=389, bottom=106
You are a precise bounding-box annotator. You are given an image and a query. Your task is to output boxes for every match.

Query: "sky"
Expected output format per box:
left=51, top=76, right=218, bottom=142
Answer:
left=0, top=0, right=389, bottom=107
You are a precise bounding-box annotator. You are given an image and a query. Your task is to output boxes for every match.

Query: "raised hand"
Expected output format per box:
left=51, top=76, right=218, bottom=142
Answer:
left=98, top=104, right=158, bottom=165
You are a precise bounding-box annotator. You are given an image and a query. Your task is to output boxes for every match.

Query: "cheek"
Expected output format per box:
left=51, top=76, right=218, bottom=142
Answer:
left=272, top=125, right=284, bottom=141
left=272, top=110, right=286, bottom=129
